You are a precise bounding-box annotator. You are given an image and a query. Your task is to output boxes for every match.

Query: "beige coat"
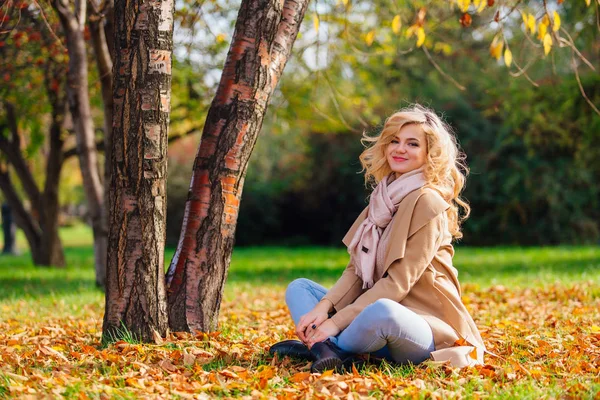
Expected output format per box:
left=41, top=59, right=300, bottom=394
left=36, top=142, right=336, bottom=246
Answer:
left=323, top=188, right=485, bottom=364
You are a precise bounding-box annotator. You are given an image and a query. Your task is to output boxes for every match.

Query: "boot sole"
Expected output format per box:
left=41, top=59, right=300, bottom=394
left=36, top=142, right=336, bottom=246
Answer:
left=311, top=356, right=343, bottom=373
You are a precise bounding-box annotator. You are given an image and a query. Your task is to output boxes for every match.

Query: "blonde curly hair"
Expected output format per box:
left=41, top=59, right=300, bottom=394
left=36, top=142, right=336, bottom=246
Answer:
left=359, top=104, right=470, bottom=239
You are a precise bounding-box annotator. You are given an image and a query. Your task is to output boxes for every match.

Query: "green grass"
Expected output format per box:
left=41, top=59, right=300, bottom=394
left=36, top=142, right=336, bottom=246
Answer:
left=1, top=225, right=599, bottom=316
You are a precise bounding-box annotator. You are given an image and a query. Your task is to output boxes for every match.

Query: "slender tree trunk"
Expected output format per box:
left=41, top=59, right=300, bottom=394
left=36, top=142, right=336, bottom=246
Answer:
left=0, top=169, right=43, bottom=262
left=165, top=0, right=309, bottom=333
left=0, top=101, right=66, bottom=266
left=1, top=204, right=17, bottom=254
left=102, top=0, right=173, bottom=343
left=53, top=0, right=108, bottom=287
left=39, top=103, right=68, bottom=267
left=89, top=0, right=114, bottom=189
left=89, top=0, right=114, bottom=288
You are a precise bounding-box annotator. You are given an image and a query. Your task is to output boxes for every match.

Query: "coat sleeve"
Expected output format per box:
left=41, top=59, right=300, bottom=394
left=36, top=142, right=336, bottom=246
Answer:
left=322, top=261, right=364, bottom=312
left=330, top=213, right=444, bottom=331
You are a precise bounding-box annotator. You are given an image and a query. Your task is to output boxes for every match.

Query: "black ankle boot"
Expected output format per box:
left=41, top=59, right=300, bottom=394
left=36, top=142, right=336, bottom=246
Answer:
left=269, top=340, right=314, bottom=361
left=310, top=339, right=356, bottom=373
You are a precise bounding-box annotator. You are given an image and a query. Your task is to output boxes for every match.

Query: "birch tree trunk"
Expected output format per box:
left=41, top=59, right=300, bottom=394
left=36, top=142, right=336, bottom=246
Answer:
left=165, top=0, right=309, bottom=333
left=52, top=0, right=108, bottom=286
left=102, top=0, right=174, bottom=343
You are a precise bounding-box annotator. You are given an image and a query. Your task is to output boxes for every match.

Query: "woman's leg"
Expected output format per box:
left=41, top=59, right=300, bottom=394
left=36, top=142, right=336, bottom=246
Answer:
left=285, top=278, right=329, bottom=325
left=330, top=298, right=435, bottom=365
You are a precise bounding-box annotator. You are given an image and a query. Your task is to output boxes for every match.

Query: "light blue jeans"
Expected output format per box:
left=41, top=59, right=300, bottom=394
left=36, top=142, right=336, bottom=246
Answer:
left=285, top=278, right=435, bottom=365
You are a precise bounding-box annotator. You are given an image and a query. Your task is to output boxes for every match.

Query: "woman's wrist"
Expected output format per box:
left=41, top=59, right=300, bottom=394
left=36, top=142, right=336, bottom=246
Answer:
left=317, top=298, right=333, bottom=313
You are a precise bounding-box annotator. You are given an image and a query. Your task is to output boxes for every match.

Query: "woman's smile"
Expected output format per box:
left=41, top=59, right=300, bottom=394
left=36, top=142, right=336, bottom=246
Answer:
left=386, top=124, right=427, bottom=175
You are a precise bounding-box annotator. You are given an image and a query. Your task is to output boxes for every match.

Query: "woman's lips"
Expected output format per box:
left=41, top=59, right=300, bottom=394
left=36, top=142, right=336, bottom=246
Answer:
left=392, top=157, right=407, bottom=162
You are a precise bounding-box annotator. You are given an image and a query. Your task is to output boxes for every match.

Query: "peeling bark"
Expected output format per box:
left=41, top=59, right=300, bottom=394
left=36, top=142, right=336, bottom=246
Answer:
left=102, top=0, right=173, bottom=343
left=166, top=0, right=309, bottom=333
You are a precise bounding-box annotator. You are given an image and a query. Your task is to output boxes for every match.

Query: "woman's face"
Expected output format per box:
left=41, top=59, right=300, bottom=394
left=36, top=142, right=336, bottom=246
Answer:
left=386, top=124, right=428, bottom=177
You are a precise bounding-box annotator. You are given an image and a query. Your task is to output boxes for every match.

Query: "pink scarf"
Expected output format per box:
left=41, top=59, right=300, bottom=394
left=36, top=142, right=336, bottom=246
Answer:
left=348, top=168, right=425, bottom=288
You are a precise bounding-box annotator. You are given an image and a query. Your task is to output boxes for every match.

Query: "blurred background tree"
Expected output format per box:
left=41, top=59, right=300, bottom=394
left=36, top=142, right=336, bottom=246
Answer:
left=1, top=0, right=598, bottom=262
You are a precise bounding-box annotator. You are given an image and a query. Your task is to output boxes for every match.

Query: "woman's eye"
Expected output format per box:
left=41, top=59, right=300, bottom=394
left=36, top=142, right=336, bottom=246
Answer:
left=391, top=139, right=399, bottom=144
left=409, top=142, right=419, bottom=147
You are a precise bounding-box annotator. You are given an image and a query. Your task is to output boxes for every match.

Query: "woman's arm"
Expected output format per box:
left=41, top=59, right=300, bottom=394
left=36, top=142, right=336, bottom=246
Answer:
left=322, top=261, right=364, bottom=312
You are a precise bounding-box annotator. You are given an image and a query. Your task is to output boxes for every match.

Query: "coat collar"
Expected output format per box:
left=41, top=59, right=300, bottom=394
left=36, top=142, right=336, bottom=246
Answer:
left=343, top=188, right=450, bottom=270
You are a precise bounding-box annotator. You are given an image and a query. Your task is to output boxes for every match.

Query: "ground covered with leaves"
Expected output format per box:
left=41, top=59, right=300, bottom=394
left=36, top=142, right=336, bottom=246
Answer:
left=1, top=236, right=599, bottom=398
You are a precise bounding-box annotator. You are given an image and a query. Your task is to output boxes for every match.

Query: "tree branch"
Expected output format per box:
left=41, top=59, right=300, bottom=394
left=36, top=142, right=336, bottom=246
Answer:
left=0, top=104, right=43, bottom=210
left=168, top=125, right=204, bottom=145
left=422, top=46, right=466, bottom=91
left=63, top=139, right=105, bottom=160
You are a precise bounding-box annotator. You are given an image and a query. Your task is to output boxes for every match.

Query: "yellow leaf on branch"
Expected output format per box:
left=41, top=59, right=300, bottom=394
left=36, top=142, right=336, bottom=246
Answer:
left=392, top=15, right=402, bottom=34
left=474, top=0, right=486, bottom=12
left=541, top=14, right=550, bottom=26
left=585, top=0, right=591, bottom=7
left=416, top=27, right=426, bottom=47
left=537, top=21, right=547, bottom=40
left=504, top=48, right=512, bottom=67
left=313, top=14, right=319, bottom=33
left=527, top=14, right=536, bottom=34
left=365, top=30, right=375, bottom=46
left=543, top=33, right=553, bottom=55
left=490, top=35, right=503, bottom=60
left=405, top=25, right=415, bottom=38
left=457, top=0, right=471, bottom=13
left=553, top=11, right=561, bottom=32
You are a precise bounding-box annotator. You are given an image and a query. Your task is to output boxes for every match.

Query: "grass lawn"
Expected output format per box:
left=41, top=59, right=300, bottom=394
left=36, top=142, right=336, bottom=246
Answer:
left=1, top=225, right=599, bottom=398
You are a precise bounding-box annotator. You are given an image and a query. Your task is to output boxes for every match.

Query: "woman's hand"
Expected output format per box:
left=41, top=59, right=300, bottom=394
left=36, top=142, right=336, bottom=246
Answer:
left=296, top=300, right=332, bottom=343
left=306, top=319, right=341, bottom=348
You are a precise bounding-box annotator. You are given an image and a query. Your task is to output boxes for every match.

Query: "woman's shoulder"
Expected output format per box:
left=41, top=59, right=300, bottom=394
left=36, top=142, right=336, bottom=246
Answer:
left=400, top=187, right=449, bottom=214
left=395, top=188, right=449, bottom=236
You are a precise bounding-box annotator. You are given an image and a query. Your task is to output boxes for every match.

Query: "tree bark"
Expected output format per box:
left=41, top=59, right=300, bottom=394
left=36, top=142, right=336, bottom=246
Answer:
left=52, top=0, right=108, bottom=286
left=102, top=0, right=173, bottom=343
left=165, top=0, right=309, bottom=333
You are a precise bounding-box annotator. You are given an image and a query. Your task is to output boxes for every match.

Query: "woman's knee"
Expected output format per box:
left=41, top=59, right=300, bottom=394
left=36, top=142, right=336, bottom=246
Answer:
left=285, top=278, right=314, bottom=305
left=368, top=298, right=403, bottom=321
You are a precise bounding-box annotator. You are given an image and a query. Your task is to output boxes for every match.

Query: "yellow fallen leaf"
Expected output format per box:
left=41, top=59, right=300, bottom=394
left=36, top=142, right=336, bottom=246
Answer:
left=590, top=325, right=600, bottom=333
left=320, top=369, right=334, bottom=377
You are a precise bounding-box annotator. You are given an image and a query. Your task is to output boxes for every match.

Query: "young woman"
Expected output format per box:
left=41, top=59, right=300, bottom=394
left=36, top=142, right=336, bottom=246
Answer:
left=270, top=105, right=486, bottom=372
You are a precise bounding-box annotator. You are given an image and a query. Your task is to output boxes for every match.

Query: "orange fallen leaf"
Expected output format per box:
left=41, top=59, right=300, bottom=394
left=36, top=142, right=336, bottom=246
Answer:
left=289, top=371, right=311, bottom=383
